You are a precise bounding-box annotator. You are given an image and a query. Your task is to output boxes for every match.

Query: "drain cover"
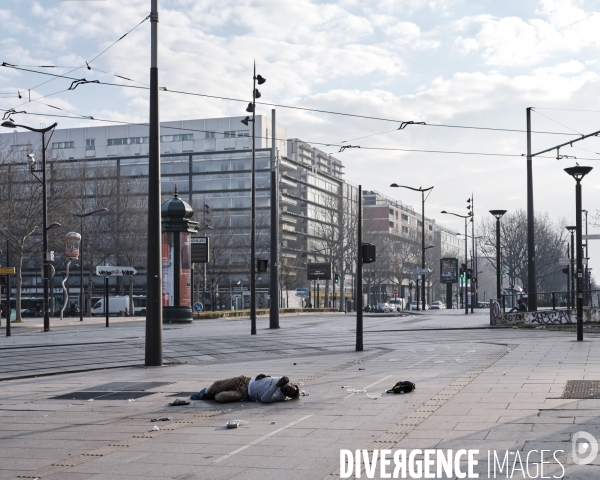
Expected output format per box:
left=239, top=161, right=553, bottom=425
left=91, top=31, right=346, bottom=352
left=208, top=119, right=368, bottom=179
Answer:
left=82, top=382, right=172, bottom=392
left=51, top=391, right=153, bottom=401
left=562, top=380, right=600, bottom=399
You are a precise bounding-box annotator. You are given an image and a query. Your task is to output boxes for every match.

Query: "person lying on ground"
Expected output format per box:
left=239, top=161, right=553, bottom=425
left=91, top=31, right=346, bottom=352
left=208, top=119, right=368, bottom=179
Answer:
left=191, top=374, right=300, bottom=403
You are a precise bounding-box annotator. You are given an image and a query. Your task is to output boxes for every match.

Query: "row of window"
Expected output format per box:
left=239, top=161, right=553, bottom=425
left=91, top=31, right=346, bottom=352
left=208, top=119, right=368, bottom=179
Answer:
left=54, top=134, right=194, bottom=150
left=205, top=131, right=249, bottom=139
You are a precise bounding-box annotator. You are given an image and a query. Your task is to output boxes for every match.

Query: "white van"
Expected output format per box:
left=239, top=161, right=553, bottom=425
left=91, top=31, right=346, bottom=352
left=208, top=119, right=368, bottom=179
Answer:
left=388, top=298, right=405, bottom=311
left=91, top=296, right=131, bottom=316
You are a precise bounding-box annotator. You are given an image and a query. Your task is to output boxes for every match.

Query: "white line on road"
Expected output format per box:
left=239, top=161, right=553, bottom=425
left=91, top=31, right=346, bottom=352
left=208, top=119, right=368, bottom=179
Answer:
left=212, top=414, right=313, bottom=464
left=407, top=354, right=438, bottom=368
left=345, top=374, right=393, bottom=399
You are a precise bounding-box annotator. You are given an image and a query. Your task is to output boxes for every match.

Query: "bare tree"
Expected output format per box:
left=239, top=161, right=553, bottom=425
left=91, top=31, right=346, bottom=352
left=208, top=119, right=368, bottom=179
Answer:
left=478, top=210, right=567, bottom=294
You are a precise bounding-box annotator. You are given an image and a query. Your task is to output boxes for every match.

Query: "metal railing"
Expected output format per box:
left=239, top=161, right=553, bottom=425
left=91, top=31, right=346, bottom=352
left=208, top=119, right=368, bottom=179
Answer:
left=498, top=290, right=600, bottom=313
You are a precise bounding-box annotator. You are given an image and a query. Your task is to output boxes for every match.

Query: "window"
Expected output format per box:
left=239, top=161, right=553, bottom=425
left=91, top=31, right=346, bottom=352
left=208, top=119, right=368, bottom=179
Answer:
left=402, top=226, right=409, bottom=234
left=417, top=220, right=423, bottom=227
left=389, top=209, right=394, bottom=216
left=52, top=141, right=74, bottom=149
left=86, top=139, right=95, bottom=151
left=401, top=213, right=408, bottom=221
left=205, top=131, right=216, bottom=139
left=161, top=134, right=193, bottom=142
left=225, top=130, right=249, bottom=138
left=108, top=137, right=149, bottom=146
left=389, top=221, right=394, bottom=228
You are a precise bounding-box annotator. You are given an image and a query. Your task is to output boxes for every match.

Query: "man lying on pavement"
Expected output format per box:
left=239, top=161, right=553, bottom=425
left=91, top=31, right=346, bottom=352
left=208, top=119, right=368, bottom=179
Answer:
left=191, top=374, right=300, bottom=403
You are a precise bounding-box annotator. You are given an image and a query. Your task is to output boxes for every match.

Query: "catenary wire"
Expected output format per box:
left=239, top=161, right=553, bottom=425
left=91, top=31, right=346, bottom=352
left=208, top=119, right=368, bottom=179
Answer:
left=3, top=106, right=600, bottom=162
left=0, top=63, right=582, bottom=138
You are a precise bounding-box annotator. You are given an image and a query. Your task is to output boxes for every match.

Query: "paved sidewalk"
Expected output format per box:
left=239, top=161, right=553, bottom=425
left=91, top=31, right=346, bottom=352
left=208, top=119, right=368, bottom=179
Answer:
left=1, top=313, right=599, bottom=479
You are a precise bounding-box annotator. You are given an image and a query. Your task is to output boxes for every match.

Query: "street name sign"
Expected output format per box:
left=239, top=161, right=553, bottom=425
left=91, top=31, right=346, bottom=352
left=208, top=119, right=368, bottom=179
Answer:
left=413, top=268, right=432, bottom=275
left=558, top=258, right=587, bottom=265
left=0, top=267, right=15, bottom=275
left=96, top=266, right=137, bottom=276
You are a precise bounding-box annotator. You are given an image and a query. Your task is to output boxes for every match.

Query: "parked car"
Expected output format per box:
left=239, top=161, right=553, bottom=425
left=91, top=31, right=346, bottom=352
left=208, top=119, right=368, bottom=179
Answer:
left=21, top=308, right=42, bottom=318
left=409, top=301, right=429, bottom=310
left=430, top=301, right=445, bottom=309
left=376, top=303, right=391, bottom=313
left=388, top=298, right=404, bottom=311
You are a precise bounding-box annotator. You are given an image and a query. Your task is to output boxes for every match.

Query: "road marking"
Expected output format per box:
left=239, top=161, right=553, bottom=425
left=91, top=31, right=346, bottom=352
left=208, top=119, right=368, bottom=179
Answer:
left=345, top=375, right=392, bottom=399
left=407, top=354, right=438, bottom=368
left=212, top=414, right=313, bottom=464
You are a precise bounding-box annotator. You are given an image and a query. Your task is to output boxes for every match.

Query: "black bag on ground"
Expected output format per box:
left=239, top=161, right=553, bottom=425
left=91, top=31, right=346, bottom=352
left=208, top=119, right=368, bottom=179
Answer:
left=386, top=381, right=415, bottom=394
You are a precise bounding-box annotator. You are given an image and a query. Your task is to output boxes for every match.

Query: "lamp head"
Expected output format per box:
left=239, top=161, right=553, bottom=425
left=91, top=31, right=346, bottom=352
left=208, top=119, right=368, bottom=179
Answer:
left=441, top=210, right=447, bottom=214
left=564, top=165, right=593, bottom=182
left=27, top=153, right=36, bottom=165
left=566, top=225, right=577, bottom=233
left=256, top=74, right=266, bottom=85
left=254, top=89, right=261, bottom=99
left=1, top=120, right=17, bottom=129
left=245, top=102, right=254, bottom=113
left=241, top=116, right=250, bottom=126
left=390, top=183, right=399, bottom=187
left=489, top=209, right=507, bottom=220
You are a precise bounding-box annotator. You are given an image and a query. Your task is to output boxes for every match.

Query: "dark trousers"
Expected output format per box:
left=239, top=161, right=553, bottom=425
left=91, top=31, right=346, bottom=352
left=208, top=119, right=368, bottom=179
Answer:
left=207, top=375, right=251, bottom=403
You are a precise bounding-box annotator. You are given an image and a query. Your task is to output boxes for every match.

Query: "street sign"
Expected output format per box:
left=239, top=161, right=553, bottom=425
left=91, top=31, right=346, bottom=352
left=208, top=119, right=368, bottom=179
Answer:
left=191, top=236, right=210, bottom=264
left=295, top=288, right=309, bottom=297
left=583, top=234, right=600, bottom=240
left=307, top=262, right=332, bottom=280
left=193, top=302, right=203, bottom=312
left=413, top=268, right=432, bottom=275
left=558, top=258, right=587, bottom=265
left=0, top=267, right=15, bottom=275
left=393, top=289, right=398, bottom=295
left=95, top=266, right=137, bottom=276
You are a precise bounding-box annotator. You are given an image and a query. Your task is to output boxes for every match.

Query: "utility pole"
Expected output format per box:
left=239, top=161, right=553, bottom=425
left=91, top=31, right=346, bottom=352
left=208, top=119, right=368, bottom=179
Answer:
left=145, top=0, right=162, bottom=366
left=269, top=109, right=279, bottom=329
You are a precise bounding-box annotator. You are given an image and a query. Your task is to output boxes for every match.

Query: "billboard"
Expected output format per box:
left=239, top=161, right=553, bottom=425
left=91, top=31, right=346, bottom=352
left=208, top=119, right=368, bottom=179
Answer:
left=307, top=262, right=332, bottom=280
left=440, top=258, right=458, bottom=283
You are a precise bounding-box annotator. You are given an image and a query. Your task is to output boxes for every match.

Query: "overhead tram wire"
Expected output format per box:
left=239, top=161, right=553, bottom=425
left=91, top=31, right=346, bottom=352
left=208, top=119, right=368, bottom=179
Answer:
left=5, top=106, right=600, bottom=163
left=531, top=109, right=584, bottom=136
left=3, top=15, right=150, bottom=107
left=0, top=63, right=582, bottom=138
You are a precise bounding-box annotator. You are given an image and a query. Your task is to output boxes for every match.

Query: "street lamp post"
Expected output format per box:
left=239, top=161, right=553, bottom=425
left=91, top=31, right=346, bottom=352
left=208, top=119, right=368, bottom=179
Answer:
left=241, top=63, right=266, bottom=335
left=2, top=120, right=58, bottom=332
left=390, top=184, right=433, bottom=311
left=73, top=208, right=108, bottom=322
left=565, top=165, right=593, bottom=342
left=583, top=209, right=589, bottom=304
left=441, top=210, right=472, bottom=315
left=489, top=210, right=507, bottom=305
left=566, top=226, right=576, bottom=310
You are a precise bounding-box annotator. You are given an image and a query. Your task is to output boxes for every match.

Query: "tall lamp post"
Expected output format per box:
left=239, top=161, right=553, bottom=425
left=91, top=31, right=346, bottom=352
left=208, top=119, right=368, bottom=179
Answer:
left=564, top=165, right=593, bottom=342
left=441, top=210, right=472, bottom=314
left=582, top=209, right=589, bottom=304
left=566, top=226, right=576, bottom=310
left=489, top=210, right=507, bottom=304
left=73, top=208, right=108, bottom=321
left=2, top=120, right=58, bottom=332
left=197, top=225, right=212, bottom=311
left=390, top=184, right=433, bottom=311
left=241, top=63, right=266, bottom=335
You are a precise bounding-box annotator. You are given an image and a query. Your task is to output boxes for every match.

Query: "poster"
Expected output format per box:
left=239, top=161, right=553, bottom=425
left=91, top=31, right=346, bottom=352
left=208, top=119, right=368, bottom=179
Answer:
left=162, top=232, right=174, bottom=306
left=179, top=232, right=191, bottom=306
left=440, top=258, right=458, bottom=283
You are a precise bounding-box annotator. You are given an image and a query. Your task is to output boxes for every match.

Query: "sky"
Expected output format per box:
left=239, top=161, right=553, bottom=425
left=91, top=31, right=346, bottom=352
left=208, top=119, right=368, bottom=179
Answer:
left=1, top=0, right=600, bottom=284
